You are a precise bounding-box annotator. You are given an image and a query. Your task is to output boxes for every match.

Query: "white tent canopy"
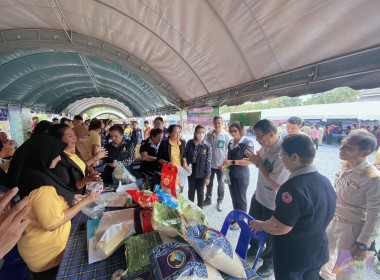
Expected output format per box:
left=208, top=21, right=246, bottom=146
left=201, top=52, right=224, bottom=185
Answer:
left=222, top=101, right=380, bottom=122
left=1, top=0, right=380, bottom=114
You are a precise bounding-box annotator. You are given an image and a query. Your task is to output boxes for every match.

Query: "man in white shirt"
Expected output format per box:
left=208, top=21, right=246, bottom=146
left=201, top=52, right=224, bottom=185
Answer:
left=278, top=116, right=309, bottom=139
left=245, top=119, right=289, bottom=278
left=204, top=116, right=231, bottom=211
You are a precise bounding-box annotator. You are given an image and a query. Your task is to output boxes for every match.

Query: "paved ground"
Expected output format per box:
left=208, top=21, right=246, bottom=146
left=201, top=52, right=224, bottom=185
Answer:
left=181, top=133, right=379, bottom=279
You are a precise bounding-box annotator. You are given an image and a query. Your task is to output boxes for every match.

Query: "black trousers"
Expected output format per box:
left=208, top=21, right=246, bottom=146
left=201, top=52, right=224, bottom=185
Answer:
left=27, top=265, right=59, bottom=280
left=274, top=266, right=321, bottom=280
left=205, top=168, right=225, bottom=203
left=313, top=139, right=319, bottom=150
left=188, top=173, right=205, bottom=209
left=228, top=178, right=248, bottom=212
left=249, top=195, right=274, bottom=267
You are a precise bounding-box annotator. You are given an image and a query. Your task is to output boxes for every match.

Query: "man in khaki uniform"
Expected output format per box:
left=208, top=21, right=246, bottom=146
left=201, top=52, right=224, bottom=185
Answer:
left=320, top=130, right=380, bottom=280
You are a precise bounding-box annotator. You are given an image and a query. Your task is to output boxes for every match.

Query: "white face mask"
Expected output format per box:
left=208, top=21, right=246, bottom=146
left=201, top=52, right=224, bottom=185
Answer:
left=196, top=133, right=205, bottom=141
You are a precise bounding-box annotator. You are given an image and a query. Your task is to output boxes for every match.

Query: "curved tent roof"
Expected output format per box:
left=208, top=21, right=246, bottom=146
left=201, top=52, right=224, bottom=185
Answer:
left=1, top=0, right=380, bottom=116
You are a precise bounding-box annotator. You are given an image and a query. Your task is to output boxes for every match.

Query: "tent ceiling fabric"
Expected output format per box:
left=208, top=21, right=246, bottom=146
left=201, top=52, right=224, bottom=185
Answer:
left=0, top=49, right=173, bottom=115
left=1, top=0, right=380, bottom=114
left=64, top=97, right=133, bottom=117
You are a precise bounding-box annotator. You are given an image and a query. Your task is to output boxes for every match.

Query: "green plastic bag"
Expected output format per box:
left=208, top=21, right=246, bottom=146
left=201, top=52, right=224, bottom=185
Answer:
left=124, top=231, right=162, bottom=273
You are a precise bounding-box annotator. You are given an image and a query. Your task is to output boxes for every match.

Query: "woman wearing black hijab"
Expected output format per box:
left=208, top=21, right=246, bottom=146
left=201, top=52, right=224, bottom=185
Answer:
left=7, top=134, right=100, bottom=279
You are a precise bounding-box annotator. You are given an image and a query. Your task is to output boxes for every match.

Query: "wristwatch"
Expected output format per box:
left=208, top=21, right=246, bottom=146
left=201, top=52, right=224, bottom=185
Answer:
left=232, top=160, right=235, bottom=165
left=354, top=241, right=367, bottom=251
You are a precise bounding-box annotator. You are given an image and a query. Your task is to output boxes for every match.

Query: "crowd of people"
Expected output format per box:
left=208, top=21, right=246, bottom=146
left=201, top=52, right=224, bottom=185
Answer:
left=0, top=114, right=379, bottom=280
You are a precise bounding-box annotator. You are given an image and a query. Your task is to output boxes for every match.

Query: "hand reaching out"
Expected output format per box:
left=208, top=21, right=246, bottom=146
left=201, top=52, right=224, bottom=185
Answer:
left=0, top=187, right=30, bottom=258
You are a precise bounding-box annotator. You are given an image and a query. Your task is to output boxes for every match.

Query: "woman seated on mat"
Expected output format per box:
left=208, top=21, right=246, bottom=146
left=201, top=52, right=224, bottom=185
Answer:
left=139, top=128, right=164, bottom=174
left=48, top=124, right=102, bottom=194
left=7, top=134, right=100, bottom=279
left=72, top=125, right=108, bottom=172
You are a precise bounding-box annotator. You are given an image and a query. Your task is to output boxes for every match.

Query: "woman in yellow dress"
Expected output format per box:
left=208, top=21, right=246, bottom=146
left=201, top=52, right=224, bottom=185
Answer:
left=7, top=134, right=100, bottom=279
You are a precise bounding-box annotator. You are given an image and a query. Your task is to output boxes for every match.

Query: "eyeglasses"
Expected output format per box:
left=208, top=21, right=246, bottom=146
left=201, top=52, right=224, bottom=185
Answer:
left=254, top=132, right=268, bottom=140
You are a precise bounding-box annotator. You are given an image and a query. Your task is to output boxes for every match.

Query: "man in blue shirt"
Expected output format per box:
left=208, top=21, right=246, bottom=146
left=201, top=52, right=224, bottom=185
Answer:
left=250, top=134, right=336, bottom=280
left=154, top=117, right=169, bottom=141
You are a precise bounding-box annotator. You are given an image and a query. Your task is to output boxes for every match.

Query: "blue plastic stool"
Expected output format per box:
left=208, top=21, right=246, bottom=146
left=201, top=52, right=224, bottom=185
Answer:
left=221, top=209, right=266, bottom=270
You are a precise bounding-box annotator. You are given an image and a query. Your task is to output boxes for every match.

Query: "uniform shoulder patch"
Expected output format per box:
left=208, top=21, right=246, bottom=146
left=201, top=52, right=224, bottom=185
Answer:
left=366, top=166, right=380, bottom=179
left=282, top=192, right=293, bottom=203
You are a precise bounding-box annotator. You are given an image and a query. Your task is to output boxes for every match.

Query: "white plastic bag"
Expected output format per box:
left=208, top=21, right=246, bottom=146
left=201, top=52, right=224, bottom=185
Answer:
left=112, top=162, right=136, bottom=184
left=177, top=165, right=191, bottom=189
left=82, top=201, right=106, bottom=219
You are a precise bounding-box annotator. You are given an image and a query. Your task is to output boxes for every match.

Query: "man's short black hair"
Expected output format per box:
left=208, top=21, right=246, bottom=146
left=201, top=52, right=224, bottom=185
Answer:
left=52, top=117, right=58, bottom=121
left=154, top=117, right=164, bottom=123
left=89, top=119, right=102, bottom=130
left=253, top=119, right=277, bottom=135
left=150, top=128, right=163, bottom=138
left=287, top=116, right=302, bottom=126
left=144, top=120, right=149, bottom=124
left=282, top=134, right=315, bottom=165
left=60, top=117, right=68, bottom=124
left=74, top=115, right=83, bottom=121
left=213, top=116, right=223, bottom=122
left=32, top=116, right=38, bottom=121
left=109, top=125, right=124, bottom=135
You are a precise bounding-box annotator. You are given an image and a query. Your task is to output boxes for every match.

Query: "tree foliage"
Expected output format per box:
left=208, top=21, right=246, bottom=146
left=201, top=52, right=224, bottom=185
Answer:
left=222, top=87, right=359, bottom=113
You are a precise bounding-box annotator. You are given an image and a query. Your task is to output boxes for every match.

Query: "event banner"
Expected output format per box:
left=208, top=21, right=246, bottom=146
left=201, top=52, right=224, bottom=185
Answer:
left=230, top=111, right=261, bottom=127
left=187, top=107, right=219, bottom=126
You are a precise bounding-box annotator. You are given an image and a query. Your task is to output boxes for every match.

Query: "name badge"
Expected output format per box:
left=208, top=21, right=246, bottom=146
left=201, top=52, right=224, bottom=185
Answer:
left=217, top=140, right=225, bottom=149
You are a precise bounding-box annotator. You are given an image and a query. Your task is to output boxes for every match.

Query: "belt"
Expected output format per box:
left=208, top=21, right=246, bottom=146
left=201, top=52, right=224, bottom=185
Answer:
left=334, top=215, right=349, bottom=224
left=334, top=215, right=363, bottom=226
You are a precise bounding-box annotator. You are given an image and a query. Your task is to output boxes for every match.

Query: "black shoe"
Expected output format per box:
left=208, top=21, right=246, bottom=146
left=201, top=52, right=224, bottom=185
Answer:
left=246, top=246, right=258, bottom=257
left=217, top=202, right=223, bottom=212
left=203, top=199, right=212, bottom=206
left=256, top=263, right=274, bottom=278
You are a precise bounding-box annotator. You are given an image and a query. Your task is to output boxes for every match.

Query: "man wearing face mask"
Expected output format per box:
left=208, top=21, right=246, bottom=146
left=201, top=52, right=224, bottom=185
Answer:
left=204, top=116, right=231, bottom=211
left=185, top=125, right=212, bottom=209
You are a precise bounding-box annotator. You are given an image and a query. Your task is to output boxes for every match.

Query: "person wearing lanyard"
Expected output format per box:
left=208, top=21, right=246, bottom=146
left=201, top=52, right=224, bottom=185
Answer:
left=139, top=128, right=164, bottom=174
left=185, top=125, right=212, bottom=209
left=221, top=121, right=253, bottom=230
left=154, top=117, right=169, bottom=141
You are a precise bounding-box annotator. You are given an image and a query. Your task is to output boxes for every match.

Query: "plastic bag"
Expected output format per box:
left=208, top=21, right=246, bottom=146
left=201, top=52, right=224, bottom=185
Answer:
left=121, top=269, right=154, bottom=280
left=222, top=167, right=231, bottom=185
left=152, top=202, right=187, bottom=238
left=126, top=190, right=158, bottom=209
left=156, top=185, right=179, bottom=209
left=95, top=208, right=135, bottom=240
left=160, top=163, right=180, bottom=197
left=112, top=163, right=136, bottom=184
left=177, top=165, right=191, bottom=190
left=86, top=181, right=104, bottom=194
left=124, top=231, right=162, bottom=274
left=116, top=182, right=138, bottom=194
left=352, top=260, right=366, bottom=280
left=149, top=242, right=223, bottom=280
left=186, top=225, right=246, bottom=278
left=82, top=201, right=106, bottom=219
left=178, top=194, right=208, bottom=226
